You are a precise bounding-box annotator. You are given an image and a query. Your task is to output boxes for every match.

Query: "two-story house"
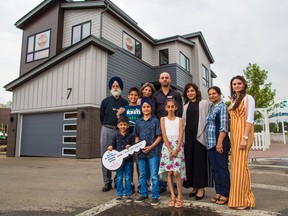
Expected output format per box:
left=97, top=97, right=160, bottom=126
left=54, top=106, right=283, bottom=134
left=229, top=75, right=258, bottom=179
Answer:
left=5, top=0, right=216, bottom=158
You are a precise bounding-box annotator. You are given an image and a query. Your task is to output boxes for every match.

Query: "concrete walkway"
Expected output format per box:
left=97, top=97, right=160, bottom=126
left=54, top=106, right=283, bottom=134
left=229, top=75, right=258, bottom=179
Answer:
left=249, top=142, right=288, bottom=159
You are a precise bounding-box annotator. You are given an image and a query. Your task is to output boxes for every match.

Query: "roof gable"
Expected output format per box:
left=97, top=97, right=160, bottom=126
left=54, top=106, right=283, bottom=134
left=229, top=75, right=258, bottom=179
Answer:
left=5, top=35, right=115, bottom=91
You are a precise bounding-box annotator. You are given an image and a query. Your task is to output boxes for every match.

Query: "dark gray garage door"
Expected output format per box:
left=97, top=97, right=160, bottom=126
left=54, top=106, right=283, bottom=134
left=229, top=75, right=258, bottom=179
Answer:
left=21, top=112, right=77, bottom=157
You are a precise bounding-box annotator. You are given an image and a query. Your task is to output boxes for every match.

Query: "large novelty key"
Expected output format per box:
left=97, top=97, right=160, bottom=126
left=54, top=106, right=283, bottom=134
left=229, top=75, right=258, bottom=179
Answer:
left=101, top=140, right=146, bottom=171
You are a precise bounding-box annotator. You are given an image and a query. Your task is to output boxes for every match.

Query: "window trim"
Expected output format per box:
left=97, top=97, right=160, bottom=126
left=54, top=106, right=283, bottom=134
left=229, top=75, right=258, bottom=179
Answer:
left=63, top=136, right=76, bottom=144
left=26, top=29, right=51, bottom=63
left=64, top=112, right=77, bottom=120
left=122, top=31, right=142, bottom=59
left=63, top=124, right=77, bottom=132
left=71, top=20, right=92, bottom=45
left=159, top=49, right=169, bottom=65
left=179, top=52, right=190, bottom=72
left=62, top=148, right=76, bottom=156
left=202, top=65, right=209, bottom=88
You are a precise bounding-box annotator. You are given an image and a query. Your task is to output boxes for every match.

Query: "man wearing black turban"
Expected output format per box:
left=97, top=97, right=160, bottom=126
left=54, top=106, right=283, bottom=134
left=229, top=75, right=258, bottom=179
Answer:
left=100, top=76, right=128, bottom=192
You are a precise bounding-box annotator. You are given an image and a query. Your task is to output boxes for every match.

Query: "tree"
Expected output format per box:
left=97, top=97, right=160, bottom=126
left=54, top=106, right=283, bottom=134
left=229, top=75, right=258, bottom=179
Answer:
left=243, top=63, right=276, bottom=121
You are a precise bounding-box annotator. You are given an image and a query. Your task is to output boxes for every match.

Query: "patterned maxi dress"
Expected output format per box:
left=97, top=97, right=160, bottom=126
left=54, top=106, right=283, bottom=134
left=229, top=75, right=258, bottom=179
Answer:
left=159, top=117, right=186, bottom=180
left=228, top=98, right=255, bottom=208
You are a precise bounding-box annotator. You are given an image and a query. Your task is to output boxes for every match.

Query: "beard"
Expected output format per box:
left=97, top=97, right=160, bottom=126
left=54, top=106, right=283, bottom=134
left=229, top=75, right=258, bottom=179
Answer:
left=111, top=88, right=122, bottom=97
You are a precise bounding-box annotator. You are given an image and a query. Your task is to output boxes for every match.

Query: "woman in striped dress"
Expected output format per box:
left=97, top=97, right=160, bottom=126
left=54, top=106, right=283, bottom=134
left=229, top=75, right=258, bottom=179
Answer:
left=228, top=75, right=255, bottom=209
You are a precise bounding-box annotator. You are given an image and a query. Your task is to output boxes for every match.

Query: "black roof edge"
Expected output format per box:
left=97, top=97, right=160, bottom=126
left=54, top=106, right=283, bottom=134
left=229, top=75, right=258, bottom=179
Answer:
left=210, top=69, right=217, bottom=78
left=4, top=35, right=116, bottom=91
left=15, top=0, right=55, bottom=29
left=182, top=31, right=214, bottom=63
left=155, top=35, right=195, bottom=46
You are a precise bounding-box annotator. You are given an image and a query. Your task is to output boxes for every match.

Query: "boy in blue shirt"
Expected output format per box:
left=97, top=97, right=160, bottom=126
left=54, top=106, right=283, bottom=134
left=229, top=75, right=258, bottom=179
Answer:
left=133, top=97, right=162, bottom=206
left=117, top=87, right=142, bottom=193
left=107, top=116, right=134, bottom=202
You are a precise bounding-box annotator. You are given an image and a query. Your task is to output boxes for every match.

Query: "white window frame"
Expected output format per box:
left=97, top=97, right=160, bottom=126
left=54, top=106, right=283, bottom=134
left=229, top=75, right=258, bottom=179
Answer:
left=62, top=148, right=76, bottom=156
left=63, top=124, right=77, bottom=132
left=64, top=112, right=77, bottom=120
left=63, top=136, right=76, bottom=144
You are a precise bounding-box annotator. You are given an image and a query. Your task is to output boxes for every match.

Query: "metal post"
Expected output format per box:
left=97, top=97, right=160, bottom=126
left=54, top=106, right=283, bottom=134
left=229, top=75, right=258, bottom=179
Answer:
left=281, top=114, right=286, bottom=144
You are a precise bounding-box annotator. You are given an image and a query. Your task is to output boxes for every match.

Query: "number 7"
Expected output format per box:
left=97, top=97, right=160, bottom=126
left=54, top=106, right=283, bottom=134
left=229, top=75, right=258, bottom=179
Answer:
left=67, top=88, right=72, bottom=99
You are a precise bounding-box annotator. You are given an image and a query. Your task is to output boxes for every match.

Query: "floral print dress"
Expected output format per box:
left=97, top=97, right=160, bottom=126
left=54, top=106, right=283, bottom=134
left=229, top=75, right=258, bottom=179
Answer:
left=158, top=117, right=186, bottom=180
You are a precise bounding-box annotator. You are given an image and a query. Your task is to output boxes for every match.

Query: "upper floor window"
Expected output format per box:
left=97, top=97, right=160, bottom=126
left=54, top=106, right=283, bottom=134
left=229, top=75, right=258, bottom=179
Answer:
left=159, top=49, right=169, bottom=65
left=122, top=32, right=142, bottom=59
left=26, top=29, right=51, bottom=63
left=72, top=21, right=91, bottom=45
left=180, top=52, right=190, bottom=72
left=202, top=65, right=209, bottom=87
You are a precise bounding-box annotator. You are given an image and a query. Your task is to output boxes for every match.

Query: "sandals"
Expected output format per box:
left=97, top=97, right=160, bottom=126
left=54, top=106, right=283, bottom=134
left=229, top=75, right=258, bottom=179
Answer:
left=210, top=195, right=221, bottom=203
left=168, top=199, right=175, bottom=207
left=174, top=199, right=183, bottom=208
left=216, top=196, right=229, bottom=205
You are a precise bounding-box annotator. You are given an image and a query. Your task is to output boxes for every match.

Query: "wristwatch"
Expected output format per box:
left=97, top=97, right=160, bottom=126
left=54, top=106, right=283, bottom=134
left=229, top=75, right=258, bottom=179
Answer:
left=243, top=136, right=249, bottom=140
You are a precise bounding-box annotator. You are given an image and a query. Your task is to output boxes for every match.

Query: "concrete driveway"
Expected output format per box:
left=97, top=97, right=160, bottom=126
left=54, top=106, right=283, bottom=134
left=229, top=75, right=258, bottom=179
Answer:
left=1, top=152, right=288, bottom=216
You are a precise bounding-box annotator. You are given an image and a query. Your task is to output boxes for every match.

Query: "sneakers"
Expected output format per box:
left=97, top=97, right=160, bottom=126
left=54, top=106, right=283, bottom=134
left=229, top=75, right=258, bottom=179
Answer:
left=135, top=196, right=148, bottom=203
left=151, top=198, right=159, bottom=206
left=126, top=196, right=133, bottom=203
left=115, top=196, right=123, bottom=203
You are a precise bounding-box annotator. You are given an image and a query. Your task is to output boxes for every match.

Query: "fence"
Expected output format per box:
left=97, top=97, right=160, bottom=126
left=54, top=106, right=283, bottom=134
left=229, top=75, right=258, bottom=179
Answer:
left=252, top=132, right=269, bottom=151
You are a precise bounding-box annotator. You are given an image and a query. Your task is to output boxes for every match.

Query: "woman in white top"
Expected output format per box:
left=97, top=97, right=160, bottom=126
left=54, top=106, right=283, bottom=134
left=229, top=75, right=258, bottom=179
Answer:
left=228, top=75, right=255, bottom=209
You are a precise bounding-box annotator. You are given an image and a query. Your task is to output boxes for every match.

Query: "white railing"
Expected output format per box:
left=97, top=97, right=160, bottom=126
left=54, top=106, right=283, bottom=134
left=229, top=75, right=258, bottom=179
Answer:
left=252, top=132, right=269, bottom=151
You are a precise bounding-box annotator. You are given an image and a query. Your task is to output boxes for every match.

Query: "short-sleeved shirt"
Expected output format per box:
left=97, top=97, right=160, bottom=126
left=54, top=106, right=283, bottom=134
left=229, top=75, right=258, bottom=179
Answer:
left=100, top=96, right=128, bottom=126
left=133, top=116, right=162, bottom=158
left=120, top=104, right=142, bottom=133
left=152, top=87, right=183, bottom=119
left=111, top=131, right=134, bottom=162
left=206, top=101, right=229, bottom=150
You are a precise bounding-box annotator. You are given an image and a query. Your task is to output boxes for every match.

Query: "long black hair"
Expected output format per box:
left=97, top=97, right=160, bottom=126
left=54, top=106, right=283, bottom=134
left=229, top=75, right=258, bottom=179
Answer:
left=230, top=75, right=247, bottom=110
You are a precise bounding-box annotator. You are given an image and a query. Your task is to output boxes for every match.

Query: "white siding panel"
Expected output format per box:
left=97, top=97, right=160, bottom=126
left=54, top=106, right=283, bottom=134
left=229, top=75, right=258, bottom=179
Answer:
left=63, top=9, right=101, bottom=48
left=56, top=65, right=63, bottom=107
left=51, top=68, right=58, bottom=107
left=32, top=80, right=38, bottom=108
left=102, top=13, right=154, bottom=65
left=73, top=59, right=80, bottom=105
left=47, top=71, right=53, bottom=107
left=12, top=46, right=108, bottom=112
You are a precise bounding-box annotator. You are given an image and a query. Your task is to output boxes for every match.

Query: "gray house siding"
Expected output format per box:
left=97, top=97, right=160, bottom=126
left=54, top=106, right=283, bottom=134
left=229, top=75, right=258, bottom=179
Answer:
left=154, top=64, right=192, bottom=91
left=175, top=65, right=193, bottom=91
left=107, top=48, right=154, bottom=98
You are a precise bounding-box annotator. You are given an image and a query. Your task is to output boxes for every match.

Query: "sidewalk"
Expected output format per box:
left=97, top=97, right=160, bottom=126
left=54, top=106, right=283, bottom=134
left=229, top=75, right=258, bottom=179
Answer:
left=249, top=142, right=288, bottom=159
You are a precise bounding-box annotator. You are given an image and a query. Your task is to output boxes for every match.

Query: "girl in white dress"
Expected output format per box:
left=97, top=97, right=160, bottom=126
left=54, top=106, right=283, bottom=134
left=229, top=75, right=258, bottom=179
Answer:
left=159, top=99, right=186, bottom=208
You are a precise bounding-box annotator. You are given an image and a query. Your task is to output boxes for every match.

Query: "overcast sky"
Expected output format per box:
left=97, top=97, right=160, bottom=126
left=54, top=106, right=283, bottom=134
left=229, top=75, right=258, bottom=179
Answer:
left=1, top=0, right=288, bottom=107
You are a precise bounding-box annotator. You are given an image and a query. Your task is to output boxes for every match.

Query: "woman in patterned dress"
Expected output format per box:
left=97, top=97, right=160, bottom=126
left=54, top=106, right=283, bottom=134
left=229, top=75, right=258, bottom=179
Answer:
left=158, top=99, right=186, bottom=208
left=228, top=75, right=256, bottom=209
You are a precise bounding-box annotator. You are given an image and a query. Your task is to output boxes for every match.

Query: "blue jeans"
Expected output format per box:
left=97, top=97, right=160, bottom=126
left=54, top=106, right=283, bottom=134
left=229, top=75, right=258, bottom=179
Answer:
left=116, top=160, right=133, bottom=197
left=138, top=156, right=159, bottom=199
left=208, top=142, right=230, bottom=197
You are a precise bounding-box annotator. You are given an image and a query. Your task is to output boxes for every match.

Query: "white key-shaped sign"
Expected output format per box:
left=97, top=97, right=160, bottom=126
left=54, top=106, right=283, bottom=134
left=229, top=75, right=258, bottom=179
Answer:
left=102, top=140, right=146, bottom=171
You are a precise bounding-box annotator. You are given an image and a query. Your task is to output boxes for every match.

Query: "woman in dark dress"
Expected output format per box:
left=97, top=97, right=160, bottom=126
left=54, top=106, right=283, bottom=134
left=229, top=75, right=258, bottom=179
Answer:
left=182, top=83, right=210, bottom=200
